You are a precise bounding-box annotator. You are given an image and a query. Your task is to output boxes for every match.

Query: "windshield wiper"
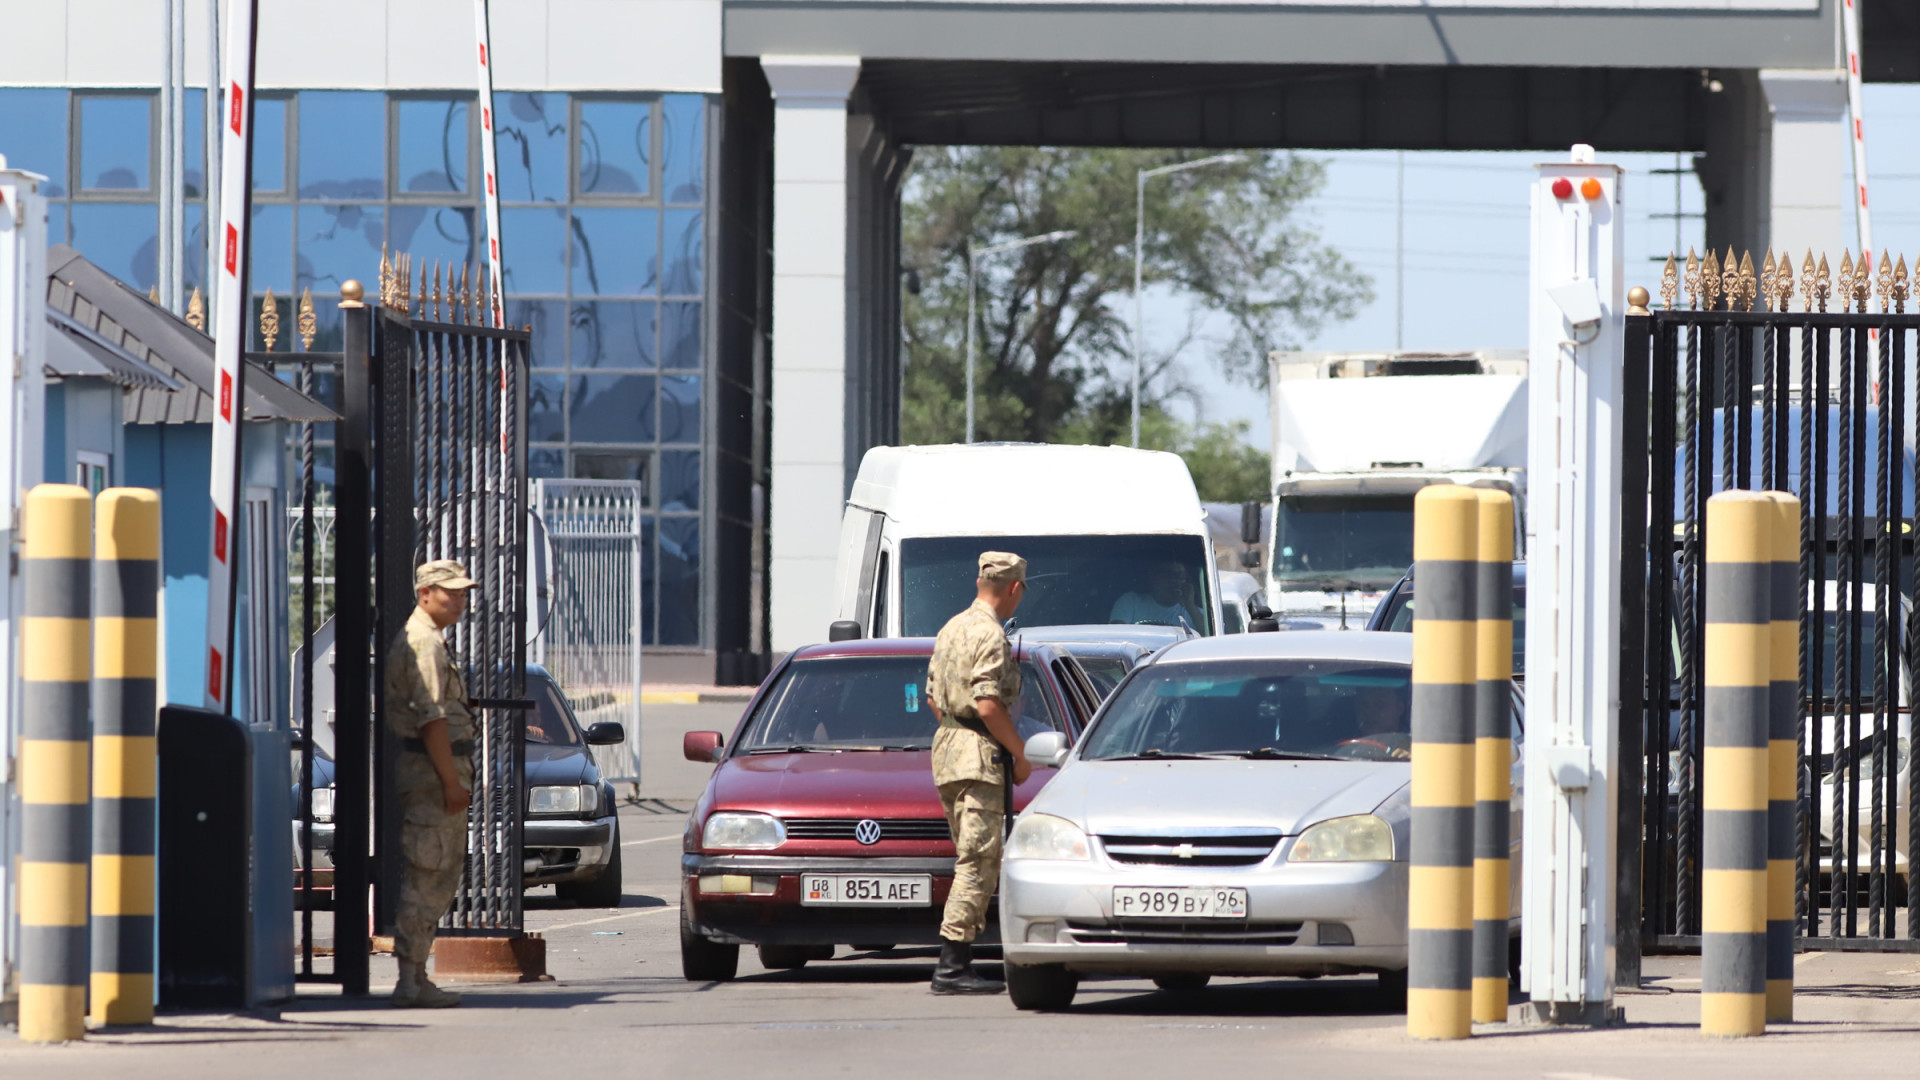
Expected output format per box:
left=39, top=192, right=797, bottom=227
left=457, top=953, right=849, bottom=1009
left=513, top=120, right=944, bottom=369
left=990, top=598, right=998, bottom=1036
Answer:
left=885, top=744, right=931, bottom=751
left=1237, top=748, right=1342, bottom=761
left=745, top=744, right=856, bottom=755
left=1099, top=749, right=1212, bottom=761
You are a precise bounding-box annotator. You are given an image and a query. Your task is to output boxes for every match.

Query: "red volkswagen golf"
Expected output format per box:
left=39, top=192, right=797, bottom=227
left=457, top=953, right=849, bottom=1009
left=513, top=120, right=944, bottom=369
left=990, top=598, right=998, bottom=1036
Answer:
left=679, top=637, right=1098, bottom=980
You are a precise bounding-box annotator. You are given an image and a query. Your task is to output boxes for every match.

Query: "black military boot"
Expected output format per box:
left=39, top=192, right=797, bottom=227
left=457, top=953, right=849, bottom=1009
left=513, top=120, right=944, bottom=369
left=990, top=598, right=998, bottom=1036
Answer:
left=931, top=939, right=1005, bottom=995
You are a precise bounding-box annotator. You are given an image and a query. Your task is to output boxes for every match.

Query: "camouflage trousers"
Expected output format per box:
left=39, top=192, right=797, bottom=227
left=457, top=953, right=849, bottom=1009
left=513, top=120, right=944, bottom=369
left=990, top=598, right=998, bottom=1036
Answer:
left=393, top=751, right=474, bottom=965
left=938, top=780, right=1004, bottom=943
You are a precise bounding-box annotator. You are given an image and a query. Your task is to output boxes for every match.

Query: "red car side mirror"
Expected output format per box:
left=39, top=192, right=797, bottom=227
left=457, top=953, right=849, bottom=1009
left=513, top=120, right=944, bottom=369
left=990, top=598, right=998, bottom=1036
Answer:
left=683, top=730, right=723, bottom=763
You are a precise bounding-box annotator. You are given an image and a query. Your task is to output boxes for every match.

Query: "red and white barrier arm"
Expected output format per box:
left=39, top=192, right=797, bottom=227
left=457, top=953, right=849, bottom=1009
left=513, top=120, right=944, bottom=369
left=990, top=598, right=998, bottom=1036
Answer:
left=474, top=0, right=505, bottom=329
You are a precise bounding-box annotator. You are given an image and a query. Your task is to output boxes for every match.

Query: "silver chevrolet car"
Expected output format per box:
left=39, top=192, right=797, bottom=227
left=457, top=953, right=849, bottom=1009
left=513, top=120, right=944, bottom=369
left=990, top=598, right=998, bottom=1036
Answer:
left=999, top=630, right=1522, bottom=1010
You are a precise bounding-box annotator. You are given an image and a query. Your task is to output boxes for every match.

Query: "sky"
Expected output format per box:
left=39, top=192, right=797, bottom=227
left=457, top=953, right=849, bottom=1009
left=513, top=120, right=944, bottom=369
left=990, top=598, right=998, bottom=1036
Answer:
left=1156, top=83, right=1920, bottom=451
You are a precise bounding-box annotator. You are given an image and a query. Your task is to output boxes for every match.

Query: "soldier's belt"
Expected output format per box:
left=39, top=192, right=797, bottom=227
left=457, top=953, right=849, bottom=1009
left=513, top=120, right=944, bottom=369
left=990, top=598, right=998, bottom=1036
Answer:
left=947, top=715, right=994, bottom=740
left=401, top=737, right=475, bottom=757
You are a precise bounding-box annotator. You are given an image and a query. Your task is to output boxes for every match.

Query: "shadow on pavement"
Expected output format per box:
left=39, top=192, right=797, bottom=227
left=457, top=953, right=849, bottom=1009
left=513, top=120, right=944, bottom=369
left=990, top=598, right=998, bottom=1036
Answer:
left=525, top=891, right=671, bottom=912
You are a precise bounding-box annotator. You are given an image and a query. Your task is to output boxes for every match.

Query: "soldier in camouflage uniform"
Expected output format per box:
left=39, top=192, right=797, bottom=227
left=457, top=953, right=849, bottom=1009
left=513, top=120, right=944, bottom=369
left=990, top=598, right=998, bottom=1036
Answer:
left=384, top=559, right=478, bottom=1008
left=926, top=550, right=1033, bottom=995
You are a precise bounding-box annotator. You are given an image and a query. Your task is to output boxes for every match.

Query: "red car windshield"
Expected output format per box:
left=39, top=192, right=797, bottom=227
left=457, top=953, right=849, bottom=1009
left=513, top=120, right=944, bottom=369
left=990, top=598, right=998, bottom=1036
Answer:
left=737, top=655, right=1063, bottom=752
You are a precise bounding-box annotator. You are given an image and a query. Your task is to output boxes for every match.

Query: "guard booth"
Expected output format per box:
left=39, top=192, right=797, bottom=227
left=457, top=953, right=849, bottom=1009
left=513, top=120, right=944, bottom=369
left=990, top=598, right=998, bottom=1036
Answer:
left=1621, top=250, right=1920, bottom=965
left=283, top=259, right=532, bottom=993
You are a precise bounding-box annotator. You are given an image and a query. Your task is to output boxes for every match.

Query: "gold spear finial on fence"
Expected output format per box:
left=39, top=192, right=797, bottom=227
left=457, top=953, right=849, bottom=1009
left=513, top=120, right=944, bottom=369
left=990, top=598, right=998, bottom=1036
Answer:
left=186, top=287, right=205, bottom=331
left=259, top=288, right=281, bottom=352
left=1855, top=249, right=1875, bottom=312
left=1837, top=250, right=1856, bottom=313
left=297, top=288, right=317, bottom=349
left=1730, top=249, right=1756, bottom=312
left=1878, top=250, right=1896, bottom=313
left=149, top=285, right=160, bottom=303
left=1684, top=248, right=1702, bottom=310
left=416, top=256, right=428, bottom=317
left=1702, top=249, right=1723, bottom=311
left=1893, top=256, right=1911, bottom=314
left=1660, top=254, right=1679, bottom=310
left=460, top=263, right=473, bottom=324
left=1812, top=253, right=1831, bottom=312
left=1769, top=250, right=1795, bottom=312
left=429, top=261, right=442, bottom=322
left=379, top=246, right=394, bottom=307
left=1760, top=251, right=1777, bottom=311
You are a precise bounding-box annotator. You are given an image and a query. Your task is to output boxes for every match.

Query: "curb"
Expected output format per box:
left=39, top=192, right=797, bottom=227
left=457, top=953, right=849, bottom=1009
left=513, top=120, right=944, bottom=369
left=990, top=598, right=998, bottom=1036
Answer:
left=640, top=688, right=756, bottom=705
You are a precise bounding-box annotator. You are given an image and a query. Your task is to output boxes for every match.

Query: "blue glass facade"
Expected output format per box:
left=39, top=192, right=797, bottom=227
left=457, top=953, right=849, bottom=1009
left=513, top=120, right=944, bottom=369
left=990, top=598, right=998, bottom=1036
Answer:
left=0, top=87, right=710, bottom=648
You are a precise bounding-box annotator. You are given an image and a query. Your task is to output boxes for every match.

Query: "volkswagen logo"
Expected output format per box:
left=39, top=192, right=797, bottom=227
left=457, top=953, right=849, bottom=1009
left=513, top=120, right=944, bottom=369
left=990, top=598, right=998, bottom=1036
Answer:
left=854, top=819, right=883, bottom=845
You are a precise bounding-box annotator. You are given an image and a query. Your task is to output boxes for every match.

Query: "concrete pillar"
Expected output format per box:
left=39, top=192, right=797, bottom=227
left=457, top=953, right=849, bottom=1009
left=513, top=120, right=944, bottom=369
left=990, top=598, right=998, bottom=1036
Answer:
left=762, top=55, right=860, bottom=654
left=1760, top=70, right=1850, bottom=266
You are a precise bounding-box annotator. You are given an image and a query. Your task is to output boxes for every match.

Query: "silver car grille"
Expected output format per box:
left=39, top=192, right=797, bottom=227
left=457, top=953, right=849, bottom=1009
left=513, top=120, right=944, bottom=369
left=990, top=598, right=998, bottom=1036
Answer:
left=782, top=818, right=952, bottom=841
left=1066, top=921, right=1304, bottom=946
left=1097, top=832, right=1281, bottom=867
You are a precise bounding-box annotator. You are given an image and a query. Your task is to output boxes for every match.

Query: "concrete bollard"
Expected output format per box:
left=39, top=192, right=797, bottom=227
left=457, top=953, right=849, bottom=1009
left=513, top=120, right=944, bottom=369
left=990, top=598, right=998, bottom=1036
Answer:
left=1471, top=489, right=1515, bottom=1024
left=19, top=485, right=94, bottom=1043
left=1764, top=492, right=1799, bottom=1023
left=1409, top=485, right=1479, bottom=1040
left=91, top=488, right=161, bottom=1025
left=1702, top=491, right=1772, bottom=1037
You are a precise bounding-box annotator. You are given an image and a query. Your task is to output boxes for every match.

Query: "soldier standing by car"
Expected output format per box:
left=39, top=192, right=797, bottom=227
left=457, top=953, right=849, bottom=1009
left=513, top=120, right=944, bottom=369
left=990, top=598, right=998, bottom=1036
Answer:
left=926, top=551, right=1034, bottom=995
left=384, top=559, right=479, bottom=1008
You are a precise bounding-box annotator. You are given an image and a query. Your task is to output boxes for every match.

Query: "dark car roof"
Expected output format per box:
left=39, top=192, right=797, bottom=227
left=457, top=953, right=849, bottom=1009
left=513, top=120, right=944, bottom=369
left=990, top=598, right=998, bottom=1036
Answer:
left=786, top=636, right=1061, bottom=663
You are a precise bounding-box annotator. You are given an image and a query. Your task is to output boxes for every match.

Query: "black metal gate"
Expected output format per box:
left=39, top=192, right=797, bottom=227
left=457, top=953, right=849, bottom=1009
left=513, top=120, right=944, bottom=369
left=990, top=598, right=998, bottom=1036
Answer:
left=284, top=257, right=531, bottom=994
left=1625, top=249, right=1920, bottom=959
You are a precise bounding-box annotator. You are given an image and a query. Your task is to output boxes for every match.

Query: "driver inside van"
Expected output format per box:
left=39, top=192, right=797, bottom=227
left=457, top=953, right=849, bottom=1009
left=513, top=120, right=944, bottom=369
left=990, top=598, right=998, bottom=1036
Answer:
left=1109, top=561, right=1201, bottom=629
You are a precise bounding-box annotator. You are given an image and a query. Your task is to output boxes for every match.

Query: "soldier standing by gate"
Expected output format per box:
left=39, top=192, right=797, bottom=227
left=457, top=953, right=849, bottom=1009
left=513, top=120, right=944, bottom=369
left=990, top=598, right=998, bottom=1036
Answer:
left=384, top=560, right=479, bottom=1008
left=926, top=551, right=1033, bottom=995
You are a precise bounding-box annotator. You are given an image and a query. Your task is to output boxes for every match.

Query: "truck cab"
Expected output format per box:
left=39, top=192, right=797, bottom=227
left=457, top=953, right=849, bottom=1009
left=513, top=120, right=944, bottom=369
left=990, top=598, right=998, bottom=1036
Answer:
left=834, top=444, right=1222, bottom=639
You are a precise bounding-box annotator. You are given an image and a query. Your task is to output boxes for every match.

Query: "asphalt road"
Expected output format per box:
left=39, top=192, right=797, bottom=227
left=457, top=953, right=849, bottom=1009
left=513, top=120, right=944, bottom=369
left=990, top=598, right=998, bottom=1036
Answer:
left=12, top=745, right=1920, bottom=1076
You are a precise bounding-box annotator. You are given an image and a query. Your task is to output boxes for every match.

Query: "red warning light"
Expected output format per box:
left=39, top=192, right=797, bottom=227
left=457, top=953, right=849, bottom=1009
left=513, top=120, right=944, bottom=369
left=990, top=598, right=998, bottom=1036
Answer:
left=1551, top=177, right=1573, bottom=199
left=1580, top=177, right=1603, bottom=200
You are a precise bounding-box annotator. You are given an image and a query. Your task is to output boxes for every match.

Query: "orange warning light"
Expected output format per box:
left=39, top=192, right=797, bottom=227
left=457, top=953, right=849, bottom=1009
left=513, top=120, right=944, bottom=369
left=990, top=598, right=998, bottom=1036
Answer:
left=1580, top=177, right=1603, bottom=200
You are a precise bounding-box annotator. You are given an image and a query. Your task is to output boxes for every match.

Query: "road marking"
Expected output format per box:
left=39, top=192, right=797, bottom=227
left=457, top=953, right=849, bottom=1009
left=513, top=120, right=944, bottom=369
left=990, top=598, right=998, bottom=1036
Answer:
left=540, top=905, right=679, bottom=933
left=623, top=833, right=682, bottom=847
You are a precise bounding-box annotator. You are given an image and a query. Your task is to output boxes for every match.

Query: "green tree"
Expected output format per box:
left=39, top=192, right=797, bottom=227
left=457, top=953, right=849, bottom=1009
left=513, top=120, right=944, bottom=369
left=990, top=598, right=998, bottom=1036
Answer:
left=900, top=146, right=1370, bottom=449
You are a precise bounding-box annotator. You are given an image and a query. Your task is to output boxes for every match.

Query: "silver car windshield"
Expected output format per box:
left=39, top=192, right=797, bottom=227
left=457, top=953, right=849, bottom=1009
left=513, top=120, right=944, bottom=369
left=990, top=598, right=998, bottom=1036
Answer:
left=1079, top=660, right=1412, bottom=761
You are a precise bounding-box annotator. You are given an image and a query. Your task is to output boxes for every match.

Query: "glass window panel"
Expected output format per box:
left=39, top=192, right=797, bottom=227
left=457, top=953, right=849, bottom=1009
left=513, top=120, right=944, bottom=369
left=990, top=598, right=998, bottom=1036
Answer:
left=184, top=203, right=207, bottom=292
left=660, top=94, right=704, bottom=204
left=184, top=88, right=206, bottom=198
left=571, top=207, right=655, bottom=296
left=576, top=100, right=649, bottom=197
left=79, top=96, right=150, bottom=191
left=660, top=301, right=699, bottom=370
left=530, top=447, right=566, bottom=479
left=297, top=91, right=384, bottom=199
left=495, top=92, right=567, bottom=203
left=568, top=300, right=656, bottom=370
left=658, top=516, right=699, bottom=646
left=500, top=206, right=567, bottom=295
left=659, top=450, right=699, bottom=512
left=69, top=203, right=158, bottom=290
left=388, top=205, right=476, bottom=274
left=253, top=96, right=287, bottom=193
left=293, top=204, right=380, bottom=297
left=0, top=88, right=69, bottom=196
left=48, top=202, right=68, bottom=247
left=661, top=208, right=702, bottom=295
left=570, top=374, right=654, bottom=443
left=640, top=516, right=656, bottom=645
left=507, top=299, right=567, bottom=370
left=397, top=98, right=468, bottom=195
left=571, top=451, right=648, bottom=485
left=660, top=374, right=701, bottom=444
left=529, top=374, right=566, bottom=442
left=249, top=204, right=295, bottom=292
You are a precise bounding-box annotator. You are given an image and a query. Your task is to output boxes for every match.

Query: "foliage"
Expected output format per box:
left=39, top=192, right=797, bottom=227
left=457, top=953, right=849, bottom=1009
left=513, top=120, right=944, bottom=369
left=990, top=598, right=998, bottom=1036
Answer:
left=1054, top=409, right=1272, bottom=504
left=900, top=145, right=1371, bottom=448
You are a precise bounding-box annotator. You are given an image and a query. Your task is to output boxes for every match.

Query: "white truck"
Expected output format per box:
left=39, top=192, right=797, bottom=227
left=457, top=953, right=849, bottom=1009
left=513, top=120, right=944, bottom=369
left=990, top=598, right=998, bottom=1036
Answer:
left=1265, top=350, right=1527, bottom=629
left=832, top=443, right=1222, bottom=639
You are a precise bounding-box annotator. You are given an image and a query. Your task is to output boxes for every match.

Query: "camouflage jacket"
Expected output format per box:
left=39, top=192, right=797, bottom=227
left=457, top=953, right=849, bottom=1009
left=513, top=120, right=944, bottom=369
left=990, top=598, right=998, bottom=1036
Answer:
left=384, top=607, right=475, bottom=743
left=927, top=598, right=1020, bottom=787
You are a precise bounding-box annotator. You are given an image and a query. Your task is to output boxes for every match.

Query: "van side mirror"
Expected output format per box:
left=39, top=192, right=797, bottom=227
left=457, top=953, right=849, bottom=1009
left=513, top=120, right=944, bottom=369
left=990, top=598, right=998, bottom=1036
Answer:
left=683, top=731, right=723, bottom=763
left=586, top=721, right=626, bottom=746
left=1248, top=598, right=1273, bottom=621
left=1024, top=730, right=1071, bottom=769
left=1240, top=498, right=1264, bottom=545
left=828, top=620, right=863, bottom=642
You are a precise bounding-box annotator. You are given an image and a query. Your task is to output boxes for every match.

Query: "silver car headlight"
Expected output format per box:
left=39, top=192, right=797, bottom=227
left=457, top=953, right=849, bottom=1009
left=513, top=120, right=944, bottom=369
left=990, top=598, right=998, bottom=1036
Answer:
left=1006, top=813, right=1090, bottom=861
left=529, top=785, right=583, bottom=814
left=1288, top=814, right=1394, bottom=862
left=310, top=787, right=334, bottom=822
left=702, top=811, right=787, bottom=850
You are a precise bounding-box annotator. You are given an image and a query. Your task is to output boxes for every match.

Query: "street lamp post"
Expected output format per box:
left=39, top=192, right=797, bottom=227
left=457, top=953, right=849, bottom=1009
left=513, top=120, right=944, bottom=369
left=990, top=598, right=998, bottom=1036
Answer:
left=1132, top=153, right=1246, bottom=448
left=966, top=229, right=1077, bottom=444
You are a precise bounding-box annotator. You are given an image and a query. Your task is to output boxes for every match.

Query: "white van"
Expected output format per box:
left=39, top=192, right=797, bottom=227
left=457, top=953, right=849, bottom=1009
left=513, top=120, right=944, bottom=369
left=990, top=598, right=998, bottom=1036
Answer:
left=833, top=444, right=1222, bottom=638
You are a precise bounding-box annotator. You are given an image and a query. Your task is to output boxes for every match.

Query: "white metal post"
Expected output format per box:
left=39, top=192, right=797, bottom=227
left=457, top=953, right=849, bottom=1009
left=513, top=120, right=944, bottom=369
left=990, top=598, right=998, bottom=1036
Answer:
left=0, top=162, right=50, bottom=1011
left=1521, top=145, right=1625, bottom=1025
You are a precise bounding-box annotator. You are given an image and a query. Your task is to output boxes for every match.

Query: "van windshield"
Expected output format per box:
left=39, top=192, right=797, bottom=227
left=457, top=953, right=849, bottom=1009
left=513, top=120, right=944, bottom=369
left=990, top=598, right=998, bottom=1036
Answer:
left=900, top=535, right=1214, bottom=637
left=1272, top=495, right=1415, bottom=591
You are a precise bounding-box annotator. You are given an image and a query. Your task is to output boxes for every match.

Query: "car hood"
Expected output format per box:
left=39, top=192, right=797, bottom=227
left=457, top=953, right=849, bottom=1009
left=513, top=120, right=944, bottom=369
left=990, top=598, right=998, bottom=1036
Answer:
left=527, top=743, right=594, bottom=787
left=1029, top=758, right=1410, bottom=836
left=709, top=750, right=1050, bottom=818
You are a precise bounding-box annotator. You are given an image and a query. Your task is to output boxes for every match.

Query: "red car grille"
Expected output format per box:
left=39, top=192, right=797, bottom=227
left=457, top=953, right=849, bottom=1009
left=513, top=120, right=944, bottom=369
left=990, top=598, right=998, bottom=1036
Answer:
left=782, top=818, right=953, bottom=841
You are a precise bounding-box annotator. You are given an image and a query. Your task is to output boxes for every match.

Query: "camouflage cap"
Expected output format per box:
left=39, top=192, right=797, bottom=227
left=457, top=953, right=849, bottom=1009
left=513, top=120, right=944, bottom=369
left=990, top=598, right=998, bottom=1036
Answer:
left=416, top=559, right=477, bottom=590
left=977, top=551, right=1027, bottom=584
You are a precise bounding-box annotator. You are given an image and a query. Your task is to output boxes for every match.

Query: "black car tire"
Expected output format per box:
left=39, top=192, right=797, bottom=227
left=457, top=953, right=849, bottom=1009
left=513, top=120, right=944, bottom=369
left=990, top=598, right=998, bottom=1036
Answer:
left=557, top=827, right=623, bottom=908
left=1375, top=968, right=1409, bottom=1009
left=758, top=944, right=832, bottom=969
left=1151, top=973, right=1211, bottom=992
left=1005, top=962, right=1078, bottom=1010
left=681, top=906, right=739, bottom=981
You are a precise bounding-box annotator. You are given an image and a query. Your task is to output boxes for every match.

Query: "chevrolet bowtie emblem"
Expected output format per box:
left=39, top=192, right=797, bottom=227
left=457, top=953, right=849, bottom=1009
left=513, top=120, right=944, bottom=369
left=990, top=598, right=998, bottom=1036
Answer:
left=1175, top=843, right=1196, bottom=859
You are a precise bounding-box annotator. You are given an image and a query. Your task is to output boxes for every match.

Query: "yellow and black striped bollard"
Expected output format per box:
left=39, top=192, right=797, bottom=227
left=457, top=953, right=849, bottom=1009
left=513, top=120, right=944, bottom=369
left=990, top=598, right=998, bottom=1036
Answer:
left=91, top=488, right=161, bottom=1025
left=19, top=485, right=93, bottom=1042
left=1471, top=490, right=1514, bottom=1024
left=1764, top=492, right=1799, bottom=1023
left=1409, top=485, right=1479, bottom=1040
left=1702, top=491, right=1772, bottom=1037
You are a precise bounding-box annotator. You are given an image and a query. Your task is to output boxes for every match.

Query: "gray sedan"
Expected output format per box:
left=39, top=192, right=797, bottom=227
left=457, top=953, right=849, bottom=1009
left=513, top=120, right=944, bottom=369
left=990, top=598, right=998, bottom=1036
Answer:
left=998, top=631, right=1522, bottom=1010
